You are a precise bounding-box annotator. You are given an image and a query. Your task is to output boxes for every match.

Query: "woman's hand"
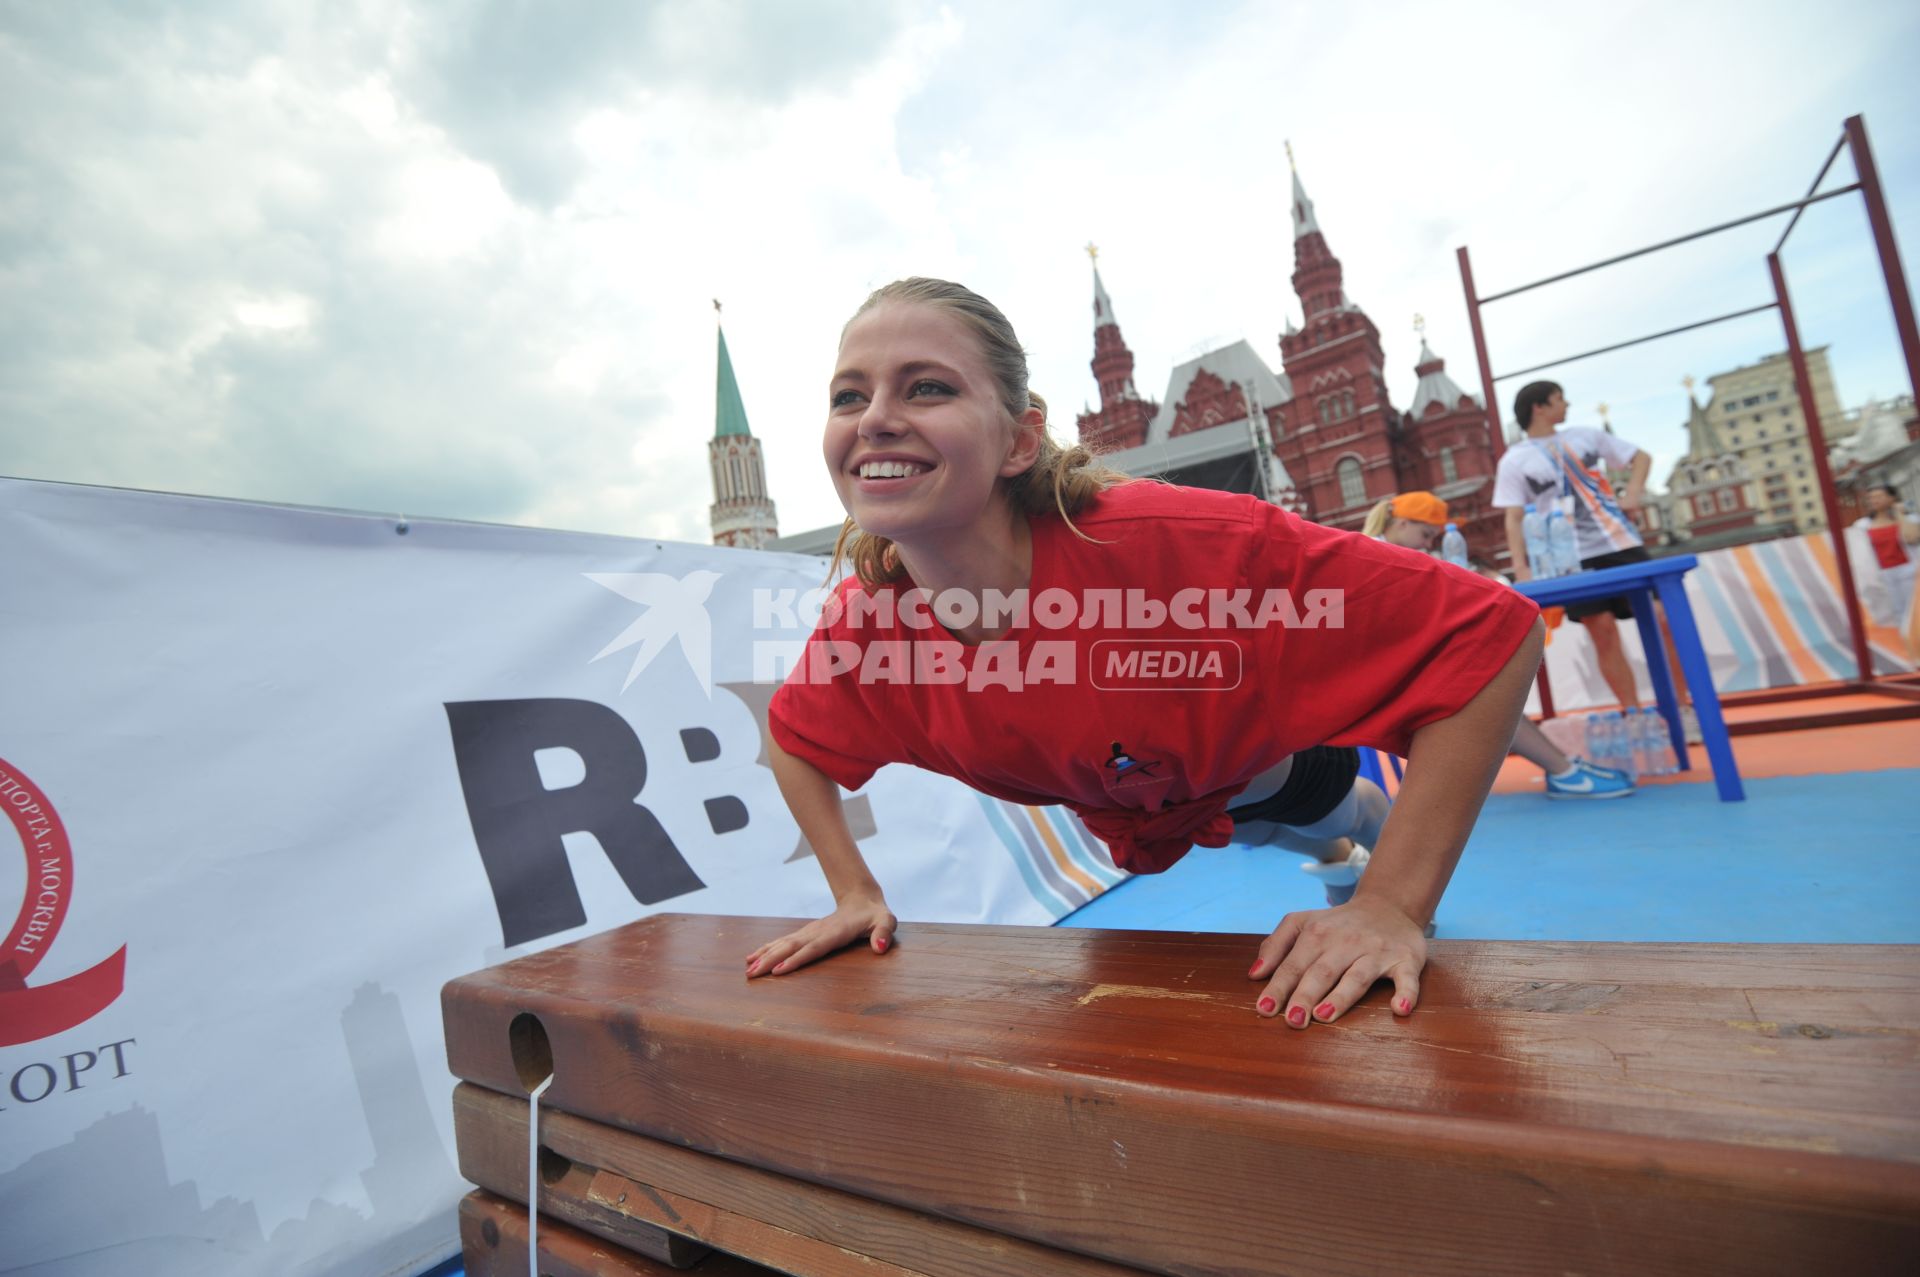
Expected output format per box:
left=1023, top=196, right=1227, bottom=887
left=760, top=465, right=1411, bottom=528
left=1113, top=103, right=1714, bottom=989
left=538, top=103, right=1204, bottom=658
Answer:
left=746, top=894, right=897, bottom=978
left=1246, top=896, right=1427, bottom=1026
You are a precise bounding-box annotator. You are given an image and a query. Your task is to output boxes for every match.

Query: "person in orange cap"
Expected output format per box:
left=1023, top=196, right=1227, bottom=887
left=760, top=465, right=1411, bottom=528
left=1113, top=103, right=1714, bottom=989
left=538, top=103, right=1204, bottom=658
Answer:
left=1361, top=491, right=1447, bottom=551
left=1365, top=491, right=1634, bottom=801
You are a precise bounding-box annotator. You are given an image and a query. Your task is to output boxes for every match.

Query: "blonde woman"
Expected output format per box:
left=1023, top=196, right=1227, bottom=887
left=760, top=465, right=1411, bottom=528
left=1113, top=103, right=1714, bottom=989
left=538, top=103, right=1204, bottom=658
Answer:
left=754, top=278, right=1544, bottom=1029
left=1360, top=491, right=1446, bottom=551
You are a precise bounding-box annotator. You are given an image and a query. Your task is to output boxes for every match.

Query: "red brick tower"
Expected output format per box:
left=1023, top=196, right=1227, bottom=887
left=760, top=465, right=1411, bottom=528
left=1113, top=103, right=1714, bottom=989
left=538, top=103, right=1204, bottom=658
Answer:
left=1401, top=318, right=1506, bottom=564
left=1074, top=246, right=1158, bottom=452
left=1273, top=148, right=1400, bottom=530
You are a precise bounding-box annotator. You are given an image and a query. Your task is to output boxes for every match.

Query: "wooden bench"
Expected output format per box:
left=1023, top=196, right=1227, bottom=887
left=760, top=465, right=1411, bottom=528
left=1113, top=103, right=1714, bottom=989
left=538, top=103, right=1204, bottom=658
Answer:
left=443, top=913, right=1920, bottom=1275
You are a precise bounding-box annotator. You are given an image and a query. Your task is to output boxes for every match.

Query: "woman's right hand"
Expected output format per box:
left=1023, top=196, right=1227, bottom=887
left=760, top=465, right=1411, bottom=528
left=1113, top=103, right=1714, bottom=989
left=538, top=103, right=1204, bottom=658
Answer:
left=746, top=894, right=897, bottom=978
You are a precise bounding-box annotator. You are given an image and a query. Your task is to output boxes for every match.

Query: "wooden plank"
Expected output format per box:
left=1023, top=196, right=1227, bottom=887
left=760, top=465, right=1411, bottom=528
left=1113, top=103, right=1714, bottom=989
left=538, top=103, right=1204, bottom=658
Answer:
left=452, top=1082, right=710, bottom=1268
left=458, top=1189, right=769, bottom=1277
left=443, top=914, right=1920, bottom=1276
left=455, top=1082, right=1159, bottom=1277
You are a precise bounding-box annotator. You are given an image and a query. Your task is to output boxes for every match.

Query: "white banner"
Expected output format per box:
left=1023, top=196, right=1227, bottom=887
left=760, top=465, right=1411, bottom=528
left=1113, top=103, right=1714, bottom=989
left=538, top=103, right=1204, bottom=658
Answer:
left=0, top=478, right=1118, bottom=1277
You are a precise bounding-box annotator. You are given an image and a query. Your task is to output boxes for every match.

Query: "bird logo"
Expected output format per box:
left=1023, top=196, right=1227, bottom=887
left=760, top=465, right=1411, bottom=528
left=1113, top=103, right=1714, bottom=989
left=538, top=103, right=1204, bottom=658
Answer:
left=586, top=570, right=722, bottom=696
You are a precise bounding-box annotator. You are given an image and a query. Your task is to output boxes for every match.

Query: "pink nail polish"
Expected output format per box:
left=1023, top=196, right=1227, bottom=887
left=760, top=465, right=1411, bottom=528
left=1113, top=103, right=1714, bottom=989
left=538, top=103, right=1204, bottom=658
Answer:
left=1394, top=997, right=1411, bottom=1014
left=1314, top=1002, right=1336, bottom=1020
left=771, top=961, right=787, bottom=974
left=875, top=936, right=890, bottom=953
left=1248, top=961, right=1263, bottom=978
left=1286, top=1006, right=1307, bottom=1027
left=1257, top=996, right=1276, bottom=1014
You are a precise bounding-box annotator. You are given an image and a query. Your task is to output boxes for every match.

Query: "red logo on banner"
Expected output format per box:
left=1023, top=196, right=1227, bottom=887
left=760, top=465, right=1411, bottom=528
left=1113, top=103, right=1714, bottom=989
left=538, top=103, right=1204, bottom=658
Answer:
left=1, top=757, right=126, bottom=1046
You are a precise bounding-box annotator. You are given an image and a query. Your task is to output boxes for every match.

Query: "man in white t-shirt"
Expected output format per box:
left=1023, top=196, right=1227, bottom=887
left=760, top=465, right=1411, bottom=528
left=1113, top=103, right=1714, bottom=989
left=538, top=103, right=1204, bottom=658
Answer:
left=1494, top=381, right=1698, bottom=738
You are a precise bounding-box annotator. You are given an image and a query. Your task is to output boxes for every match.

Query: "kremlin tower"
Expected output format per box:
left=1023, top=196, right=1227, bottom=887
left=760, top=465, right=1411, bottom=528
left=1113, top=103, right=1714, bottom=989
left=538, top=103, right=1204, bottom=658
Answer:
left=708, top=303, right=779, bottom=549
left=1074, top=245, right=1158, bottom=452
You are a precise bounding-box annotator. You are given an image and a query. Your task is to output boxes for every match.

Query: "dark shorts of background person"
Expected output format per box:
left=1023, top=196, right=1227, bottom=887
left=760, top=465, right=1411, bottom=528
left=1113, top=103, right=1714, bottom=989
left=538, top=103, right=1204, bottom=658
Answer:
left=1565, top=545, right=1653, bottom=622
left=1225, top=745, right=1361, bottom=829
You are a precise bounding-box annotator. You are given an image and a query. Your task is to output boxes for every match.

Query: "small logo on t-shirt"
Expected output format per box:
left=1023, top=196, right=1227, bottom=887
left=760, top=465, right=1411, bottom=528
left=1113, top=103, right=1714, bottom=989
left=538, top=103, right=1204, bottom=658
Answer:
left=1104, top=742, right=1160, bottom=780
left=1101, top=742, right=1174, bottom=812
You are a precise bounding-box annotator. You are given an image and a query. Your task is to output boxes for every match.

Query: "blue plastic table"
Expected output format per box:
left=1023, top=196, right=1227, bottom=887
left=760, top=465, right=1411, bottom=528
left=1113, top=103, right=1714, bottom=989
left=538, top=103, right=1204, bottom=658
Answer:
left=1517, top=554, right=1744, bottom=801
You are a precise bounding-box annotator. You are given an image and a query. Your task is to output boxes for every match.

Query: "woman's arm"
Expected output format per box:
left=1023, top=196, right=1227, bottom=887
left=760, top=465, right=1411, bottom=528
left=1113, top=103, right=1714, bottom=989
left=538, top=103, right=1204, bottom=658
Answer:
left=745, top=738, right=897, bottom=976
left=1503, top=506, right=1531, bottom=581
left=1250, top=616, right=1545, bottom=1025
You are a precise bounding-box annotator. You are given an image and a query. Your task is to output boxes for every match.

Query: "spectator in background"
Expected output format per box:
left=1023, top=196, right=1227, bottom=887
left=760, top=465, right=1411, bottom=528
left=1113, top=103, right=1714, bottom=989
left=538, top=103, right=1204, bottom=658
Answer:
left=1849, top=484, right=1920, bottom=662
left=1361, top=491, right=1446, bottom=551
left=1373, top=493, right=1632, bottom=799
left=1494, top=381, right=1701, bottom=743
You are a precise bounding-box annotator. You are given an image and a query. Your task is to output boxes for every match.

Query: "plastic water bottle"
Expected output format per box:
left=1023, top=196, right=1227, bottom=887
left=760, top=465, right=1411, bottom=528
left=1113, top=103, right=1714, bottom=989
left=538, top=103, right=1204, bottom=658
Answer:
left=1441, top=521, right=1469, bottom=568
left=1583, top=711, right=1609, bottom=768
left=1628, top=706, right=1658, bottom=775
left=1614, top=712, right=1639, bottom=781
left=1640, top=708, right=1679, bottom=776
left=1547, top=510, right=1579, bottom=577
left=1522, top=503, right=1551, bottom=579
left=1600, top=710, right=1635, bottom=777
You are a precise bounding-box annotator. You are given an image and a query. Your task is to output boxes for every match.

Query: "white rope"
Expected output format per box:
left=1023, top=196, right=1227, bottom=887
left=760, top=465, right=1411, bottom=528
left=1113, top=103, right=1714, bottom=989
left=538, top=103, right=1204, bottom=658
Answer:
left=527, top=1072, right=554, bottom=1275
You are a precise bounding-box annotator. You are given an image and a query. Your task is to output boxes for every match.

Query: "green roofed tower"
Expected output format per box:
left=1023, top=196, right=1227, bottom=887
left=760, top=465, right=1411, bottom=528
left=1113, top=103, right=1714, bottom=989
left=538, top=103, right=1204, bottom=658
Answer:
left=708, top=302, right=779, bottom=549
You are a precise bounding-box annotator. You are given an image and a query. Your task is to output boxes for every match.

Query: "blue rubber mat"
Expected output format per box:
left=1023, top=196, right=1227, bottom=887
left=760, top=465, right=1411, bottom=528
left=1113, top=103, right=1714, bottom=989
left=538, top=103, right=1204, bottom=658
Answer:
left=1059, top=769, right=1920, bottom=943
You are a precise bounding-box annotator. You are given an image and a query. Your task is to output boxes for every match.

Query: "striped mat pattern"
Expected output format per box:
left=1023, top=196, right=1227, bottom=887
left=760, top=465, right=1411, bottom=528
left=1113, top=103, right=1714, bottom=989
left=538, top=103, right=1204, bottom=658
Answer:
left=975, top=797, right=1128, bottom=917
left=1540, top=529, right=1914, bottom=711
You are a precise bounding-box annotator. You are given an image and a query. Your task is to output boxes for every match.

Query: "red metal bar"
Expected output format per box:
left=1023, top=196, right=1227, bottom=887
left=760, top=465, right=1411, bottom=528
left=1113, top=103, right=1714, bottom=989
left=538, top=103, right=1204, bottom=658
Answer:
left=1726, top=701, right=1920, bottom=736
left=1457, top=246, right=1506, bottom=462
left=1768, top=251, right=1874, bottom=683
left=1493, top=303, right=1777, bottom=383
left=1775, top=133, right=1848, bottom=254
left=1845, top=115, right=1920, bottom=405
left=1481, top=187, right=1860, bottom=305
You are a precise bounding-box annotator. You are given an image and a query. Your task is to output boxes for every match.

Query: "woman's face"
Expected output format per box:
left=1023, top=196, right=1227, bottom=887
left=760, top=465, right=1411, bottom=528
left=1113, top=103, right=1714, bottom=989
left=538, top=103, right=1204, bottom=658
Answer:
left=1386, top=517, right=1442, bottom=551
left=825, top=301, right=1038, bottom=546
left=1868, top=488, right=1896, bottom=515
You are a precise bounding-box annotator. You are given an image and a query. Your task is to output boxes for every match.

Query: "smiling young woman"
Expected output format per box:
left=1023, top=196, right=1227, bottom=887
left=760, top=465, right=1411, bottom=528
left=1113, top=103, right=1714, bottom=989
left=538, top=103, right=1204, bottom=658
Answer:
left=755, top=276, right=1544, bottom=1033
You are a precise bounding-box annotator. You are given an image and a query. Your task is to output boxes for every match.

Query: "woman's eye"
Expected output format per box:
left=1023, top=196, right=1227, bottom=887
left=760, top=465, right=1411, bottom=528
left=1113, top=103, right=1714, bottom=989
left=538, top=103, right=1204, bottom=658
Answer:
left=908, top=380, right=954, bottom=398
left=830, top=388, right=864, bottom=408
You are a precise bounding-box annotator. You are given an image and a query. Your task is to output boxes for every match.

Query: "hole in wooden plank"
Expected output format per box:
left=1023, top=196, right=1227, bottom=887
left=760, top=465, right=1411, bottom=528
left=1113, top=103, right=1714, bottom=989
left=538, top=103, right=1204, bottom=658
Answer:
left=538, top=1145, right=572, bottom=1186
left=480, top=1216, right=499, bottom=1248
left=509, top=1011, right=553, bottom=1091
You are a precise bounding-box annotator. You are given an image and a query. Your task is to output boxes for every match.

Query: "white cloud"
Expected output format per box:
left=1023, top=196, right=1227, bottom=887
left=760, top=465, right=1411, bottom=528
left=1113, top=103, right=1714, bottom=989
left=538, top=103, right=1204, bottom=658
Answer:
left=2, top=0, right=1915, bottom=547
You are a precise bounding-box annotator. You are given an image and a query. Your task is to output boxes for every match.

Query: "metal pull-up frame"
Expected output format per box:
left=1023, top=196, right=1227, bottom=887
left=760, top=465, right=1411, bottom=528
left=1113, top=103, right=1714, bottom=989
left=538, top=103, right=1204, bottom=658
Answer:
left=1458, top=113, right=1920, bottom=689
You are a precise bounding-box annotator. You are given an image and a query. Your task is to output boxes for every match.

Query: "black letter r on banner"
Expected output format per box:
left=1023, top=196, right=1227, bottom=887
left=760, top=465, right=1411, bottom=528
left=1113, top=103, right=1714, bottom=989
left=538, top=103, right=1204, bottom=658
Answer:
left=445, top=699, right=707, bottom=947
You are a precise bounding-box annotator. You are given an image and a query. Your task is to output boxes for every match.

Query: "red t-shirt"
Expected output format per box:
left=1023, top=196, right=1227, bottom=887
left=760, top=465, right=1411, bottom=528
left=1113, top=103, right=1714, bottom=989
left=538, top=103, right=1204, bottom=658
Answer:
left=769, top=482, right=1539, bottom=873
left=1868, top=522, right=1911, bottom=570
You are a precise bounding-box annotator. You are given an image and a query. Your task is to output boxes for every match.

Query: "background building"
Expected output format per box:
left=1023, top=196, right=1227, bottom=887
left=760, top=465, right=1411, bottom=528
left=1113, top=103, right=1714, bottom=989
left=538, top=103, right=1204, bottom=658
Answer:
left=1832, top=394, right=1920, bottom=524
left=708, top=311, right=779, bottom=550
left=1663, top=378, right=1780, bottom=550
left=1701, top=349, right=1849, bottom=533
left=1075, top=157, right=1507, bottom=565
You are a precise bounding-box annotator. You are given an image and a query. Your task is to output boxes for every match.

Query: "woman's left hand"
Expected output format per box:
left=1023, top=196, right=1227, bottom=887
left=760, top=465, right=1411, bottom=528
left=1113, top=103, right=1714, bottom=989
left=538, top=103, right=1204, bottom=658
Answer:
left=1247, top=896, right=1427, bottom=1027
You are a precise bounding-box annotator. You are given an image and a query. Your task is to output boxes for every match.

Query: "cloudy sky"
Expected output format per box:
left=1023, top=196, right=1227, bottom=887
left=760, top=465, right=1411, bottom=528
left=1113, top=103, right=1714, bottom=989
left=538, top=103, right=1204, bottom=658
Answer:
left=4, top=0, right=1917, bottom=544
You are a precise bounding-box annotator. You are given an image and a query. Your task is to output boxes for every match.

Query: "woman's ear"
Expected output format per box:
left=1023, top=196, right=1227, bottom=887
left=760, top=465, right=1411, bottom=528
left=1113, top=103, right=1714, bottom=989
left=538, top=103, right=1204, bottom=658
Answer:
left=1000, top=406, right=1047, bottom=477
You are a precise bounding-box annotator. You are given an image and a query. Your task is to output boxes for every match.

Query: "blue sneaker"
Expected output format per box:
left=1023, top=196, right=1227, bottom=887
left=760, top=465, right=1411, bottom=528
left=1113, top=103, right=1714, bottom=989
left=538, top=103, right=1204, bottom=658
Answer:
left=1545, top=758, right=1635, bottom=800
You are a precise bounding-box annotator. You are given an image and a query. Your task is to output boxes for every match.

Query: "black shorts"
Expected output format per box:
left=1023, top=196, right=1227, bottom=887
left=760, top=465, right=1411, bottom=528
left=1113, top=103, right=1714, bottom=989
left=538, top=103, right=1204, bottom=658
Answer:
left=1564, top=545, right=1652, bottom=622
left=1225, top=745, right=1361, bottom=830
